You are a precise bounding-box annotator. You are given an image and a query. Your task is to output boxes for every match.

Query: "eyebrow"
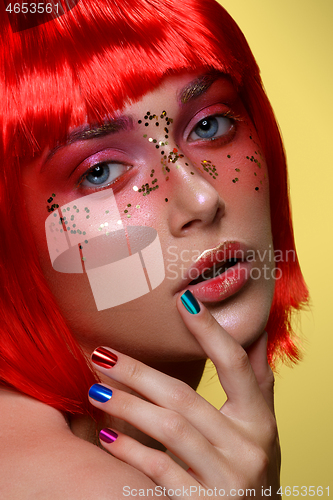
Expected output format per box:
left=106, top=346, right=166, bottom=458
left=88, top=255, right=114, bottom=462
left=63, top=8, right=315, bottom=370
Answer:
left=43, top=72, right=223, bottom=165
left=178, top=72, right=222, bottom=105
left=44, top=116, right=133, bottom=164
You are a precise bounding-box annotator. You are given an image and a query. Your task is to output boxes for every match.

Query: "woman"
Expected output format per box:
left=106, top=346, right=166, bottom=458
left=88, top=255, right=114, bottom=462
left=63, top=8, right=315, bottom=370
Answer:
left=0, top=0, right=308, bottom=497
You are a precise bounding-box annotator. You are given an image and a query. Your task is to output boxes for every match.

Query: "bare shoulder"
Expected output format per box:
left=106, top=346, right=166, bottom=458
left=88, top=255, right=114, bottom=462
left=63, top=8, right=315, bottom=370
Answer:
left=0, top=388, right=158, bottom=499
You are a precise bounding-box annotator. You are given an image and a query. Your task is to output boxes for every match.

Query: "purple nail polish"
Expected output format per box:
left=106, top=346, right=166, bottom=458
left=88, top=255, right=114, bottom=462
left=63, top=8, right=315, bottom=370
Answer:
left=100, top=428, right=118, bottom=444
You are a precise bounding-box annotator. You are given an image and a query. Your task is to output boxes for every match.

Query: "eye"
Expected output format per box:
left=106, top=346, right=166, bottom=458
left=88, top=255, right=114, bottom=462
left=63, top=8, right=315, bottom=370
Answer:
left=189, top=115, right=234, bottom=141
left=79, top=162, right=131, bottom=189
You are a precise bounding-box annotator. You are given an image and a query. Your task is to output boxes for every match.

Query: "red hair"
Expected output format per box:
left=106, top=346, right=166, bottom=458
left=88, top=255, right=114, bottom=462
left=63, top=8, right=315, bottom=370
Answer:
left=0, top=0, right=308, bottom=414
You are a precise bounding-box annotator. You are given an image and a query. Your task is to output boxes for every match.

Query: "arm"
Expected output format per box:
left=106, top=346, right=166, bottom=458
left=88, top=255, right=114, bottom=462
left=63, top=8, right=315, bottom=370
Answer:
left=0, top=388, right=159, bottom=499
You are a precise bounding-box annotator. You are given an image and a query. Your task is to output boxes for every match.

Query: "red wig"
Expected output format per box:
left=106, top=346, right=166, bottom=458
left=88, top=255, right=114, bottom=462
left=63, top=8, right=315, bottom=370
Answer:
left=0, top=0, right=308, bottom=415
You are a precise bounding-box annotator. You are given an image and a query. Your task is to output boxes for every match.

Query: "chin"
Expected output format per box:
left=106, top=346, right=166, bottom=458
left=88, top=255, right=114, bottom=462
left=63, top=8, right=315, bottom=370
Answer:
left=207, top=280, right=274, bottom=349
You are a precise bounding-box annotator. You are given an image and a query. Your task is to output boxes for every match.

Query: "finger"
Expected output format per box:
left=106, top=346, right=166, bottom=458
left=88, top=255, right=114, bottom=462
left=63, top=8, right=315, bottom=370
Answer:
left=88, top=383, right=224, bottom=482
left=176, top=290, right=267, bottom=419
left=246, top=332, right=275, bottom=414
left=91, top=347, right=227, bottom=446
left=98, top=427, right=200, bottom=499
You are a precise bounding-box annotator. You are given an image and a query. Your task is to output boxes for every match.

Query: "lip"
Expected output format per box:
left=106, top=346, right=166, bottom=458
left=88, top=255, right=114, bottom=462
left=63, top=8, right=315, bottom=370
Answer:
left=175, top=240, right=253, bottom=303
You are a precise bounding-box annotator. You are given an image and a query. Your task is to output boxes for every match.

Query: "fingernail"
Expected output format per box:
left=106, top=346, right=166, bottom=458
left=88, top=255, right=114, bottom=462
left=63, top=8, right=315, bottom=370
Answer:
left=180, top=290, right=200, bottom=314
left=92, top=346, right=118, bottom=369
left=100, top=428, right=118, bottom=444
left=89, top=384, right=113, bottom=403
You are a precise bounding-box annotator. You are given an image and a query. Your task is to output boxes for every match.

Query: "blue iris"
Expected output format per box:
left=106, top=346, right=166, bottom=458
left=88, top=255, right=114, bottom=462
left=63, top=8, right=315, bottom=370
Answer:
left=194, top=117, right=219, bottom=139
left=86, top=164, right=110, bottom=185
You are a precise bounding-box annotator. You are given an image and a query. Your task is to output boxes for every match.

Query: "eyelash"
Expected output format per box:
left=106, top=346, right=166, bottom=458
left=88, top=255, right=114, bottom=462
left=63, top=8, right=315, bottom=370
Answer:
left=76, top=110, right=242, bottom=191
left=77, top=161, right=133, bottom=192
left=186, top=110, right=241, bottom=145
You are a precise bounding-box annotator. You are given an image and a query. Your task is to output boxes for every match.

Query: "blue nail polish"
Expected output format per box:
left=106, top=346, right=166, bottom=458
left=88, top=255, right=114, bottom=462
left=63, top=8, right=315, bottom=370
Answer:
left=180, top=290, right=200, bottom=314
left=89, top=383, right=113, bottom=403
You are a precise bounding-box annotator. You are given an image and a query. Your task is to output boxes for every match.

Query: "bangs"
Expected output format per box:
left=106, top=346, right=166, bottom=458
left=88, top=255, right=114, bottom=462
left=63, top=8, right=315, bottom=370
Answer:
left=1, top=0, right=251, bottom=161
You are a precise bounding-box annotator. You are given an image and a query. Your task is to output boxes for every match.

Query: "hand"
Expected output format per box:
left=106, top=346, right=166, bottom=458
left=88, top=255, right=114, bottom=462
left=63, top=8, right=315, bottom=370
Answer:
left=88, top=291, right=280, bottom=499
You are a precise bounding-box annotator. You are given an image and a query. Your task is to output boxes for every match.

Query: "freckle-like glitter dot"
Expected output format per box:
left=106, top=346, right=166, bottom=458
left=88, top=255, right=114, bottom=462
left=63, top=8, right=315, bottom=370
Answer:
left=105, top=210, right=109, bottom=214
left=86, top=215, right=90, bottom=219
left=191, top=172, right=194, bottom=175
left=144, top=115, right=148, bottom=119
left=53, top=213, right=57, bottom=217
left=145, top=123, right=148, bottom=127
left=82, top=257, right=86, bottom=262
left=165, top=198, right=168, bottom=202
left=235, top=168, right=240, bottom=172
left=250, top=136, right=252, bottom=140
left=161, top=150, right=165, bottom=155
left=83, top=232, right=86, bottom=235
left=156, top=122, right=159, bottom=126
left=149, top=138, right=153, bottom=142
left=146, top=111, right=150, bottom=115
left=138, top=120, right=142, bottom=124
left=165, top=135, right=168, bottom=139
left=227, top=155, right=231, bottom=158
left=84, top=240, right=88, bottom=244
left=127, top=204, right=131, bottom=207
left=136, top=205, right=140, bottom=209
left=67, top=207, right=70, bottom=211
left=149, top=116, right=153, bottom=120
left=79, top=245, right=82, bottom=249
left=255, top=187, right=259, bottom=191
left=156, top=145, right=159, bottom=149
left=143, top=134, right=147, bottom=138
left=73, top=205, right=77, bottom=209
left=153, top=139, right=157, bottom=143
left=124, top=210, right=128, bottom=213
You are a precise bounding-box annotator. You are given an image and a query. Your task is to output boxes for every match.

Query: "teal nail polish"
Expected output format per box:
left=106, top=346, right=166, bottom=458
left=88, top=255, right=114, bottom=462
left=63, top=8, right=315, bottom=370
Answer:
left=89, top=383, right=113, bottom=403
left=180, top=290, right=200, bottom=314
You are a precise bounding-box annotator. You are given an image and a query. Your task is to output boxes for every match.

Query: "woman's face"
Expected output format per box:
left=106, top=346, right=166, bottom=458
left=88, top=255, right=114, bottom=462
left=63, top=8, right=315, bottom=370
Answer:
left=22, top=71, right=275, bottom=363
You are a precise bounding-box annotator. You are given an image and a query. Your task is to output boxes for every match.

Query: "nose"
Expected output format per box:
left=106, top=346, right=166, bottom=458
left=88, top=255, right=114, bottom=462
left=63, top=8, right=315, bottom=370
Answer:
left=165, top=153, right=225, bottom=237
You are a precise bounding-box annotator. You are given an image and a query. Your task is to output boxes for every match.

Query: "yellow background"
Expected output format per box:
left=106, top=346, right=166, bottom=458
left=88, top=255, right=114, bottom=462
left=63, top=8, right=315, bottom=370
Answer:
left=197, top=0, right=333, bottom=492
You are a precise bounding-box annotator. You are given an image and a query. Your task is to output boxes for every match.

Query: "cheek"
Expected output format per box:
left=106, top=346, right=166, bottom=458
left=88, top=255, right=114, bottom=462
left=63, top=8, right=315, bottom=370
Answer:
left=43, top=187, right=166, bottom=313
left=196, top=133, right=269, bottom=200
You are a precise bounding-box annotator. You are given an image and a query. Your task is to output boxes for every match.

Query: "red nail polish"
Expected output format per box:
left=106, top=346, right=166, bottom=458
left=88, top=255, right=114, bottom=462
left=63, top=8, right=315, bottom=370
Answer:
left=92, top=347, right=118, bottom=368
